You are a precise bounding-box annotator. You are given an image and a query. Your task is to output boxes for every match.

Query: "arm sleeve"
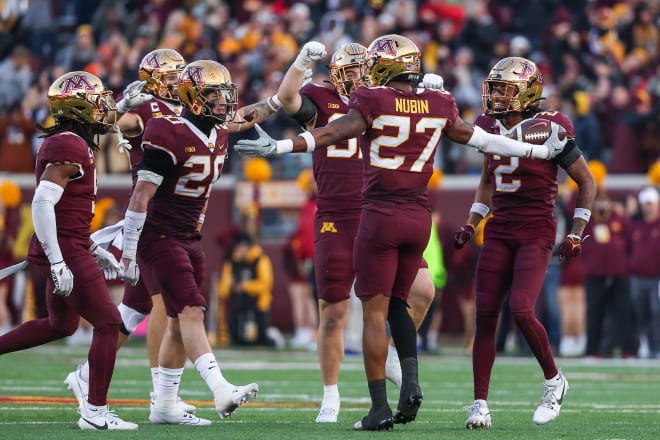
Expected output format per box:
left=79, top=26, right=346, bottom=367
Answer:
left=31, top=180, right=64, bottom=264
left=555, top=139, right=582, bottom=169
left=290, top=95, right=318, bottom=127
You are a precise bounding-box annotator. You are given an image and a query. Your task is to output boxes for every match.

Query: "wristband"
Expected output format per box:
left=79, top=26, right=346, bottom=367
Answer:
left=469, top=202, right=490, bottom=218
left=275, top=139, right=294, bottom=154
left=573, top=208, right=591, bottom=222
left=267, top=95, right=282, bottom=112
left=299, top=131, right=316, bottom=152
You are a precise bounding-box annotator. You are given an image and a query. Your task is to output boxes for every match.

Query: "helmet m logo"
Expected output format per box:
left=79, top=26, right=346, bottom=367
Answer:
left=62, top=75, right=95, bottom=95
left=186, top=66, right=204, bottom=85
left=517, top=62, right=535, bottom=80
left=370, top=38, right=396, bottom=57
left=143, top=53, right=161, bottom=69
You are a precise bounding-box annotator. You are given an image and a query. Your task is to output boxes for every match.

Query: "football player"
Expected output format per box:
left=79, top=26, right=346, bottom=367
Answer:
left=63, top=48, right=201, bottom=419
left=235, top=34, right=568, bottom=431
left=118, top=60, right=281, bottom=424
left=271, top=41, right=440, bottom=424
left=454, top=57, right=596, bottom=429
left=0, top=71, right=137, bottom=430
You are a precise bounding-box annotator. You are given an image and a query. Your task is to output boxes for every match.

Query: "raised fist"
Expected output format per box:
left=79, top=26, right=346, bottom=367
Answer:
left=453, top=224, right=475, bottom=250
left=293, top=41, right=327, bottom=70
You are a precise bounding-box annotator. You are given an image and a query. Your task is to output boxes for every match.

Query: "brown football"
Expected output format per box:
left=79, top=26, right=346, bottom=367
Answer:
left=510, top=119, right=566, bottom=145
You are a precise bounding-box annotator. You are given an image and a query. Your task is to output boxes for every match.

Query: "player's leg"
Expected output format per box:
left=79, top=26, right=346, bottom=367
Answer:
left=467, top=238, right=515, bottom=429
left=313, top=215, right=357, bottom=422
left=508, top=239, right=568, bottom=425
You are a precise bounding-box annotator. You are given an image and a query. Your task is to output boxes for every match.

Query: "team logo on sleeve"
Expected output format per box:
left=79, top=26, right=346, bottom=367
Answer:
left=62, top=74, right=95, bottom=95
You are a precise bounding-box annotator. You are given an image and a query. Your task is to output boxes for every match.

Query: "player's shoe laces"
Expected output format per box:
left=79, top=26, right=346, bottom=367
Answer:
left=64, top=365, right=87, bottom=411
left=385, top=345, right=402, bottom=390
left=464, top=399, right=492, bottom=429
left=315, top=406, right=339, bottom=423
left=533, top=372, right=569, bottom=425
left=214, top=383, right=259, bottom=418
left=149, top=402, right=211, bottom=426
left=78, top=405, right=138, bottom=430
left=393, top=381, right=423, bottom=424
left=150, top=391, right=197, bottom=414
left=353, top=405, right=394, bottom=431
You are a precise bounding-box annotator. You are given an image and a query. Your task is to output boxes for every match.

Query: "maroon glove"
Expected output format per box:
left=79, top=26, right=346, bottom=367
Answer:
left=453, top=224, right=475, bottom=249
left=558, top=233, right=583, bottom=261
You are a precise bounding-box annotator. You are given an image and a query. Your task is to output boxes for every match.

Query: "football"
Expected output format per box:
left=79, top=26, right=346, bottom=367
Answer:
left=510, top=119, right=566, bottom=145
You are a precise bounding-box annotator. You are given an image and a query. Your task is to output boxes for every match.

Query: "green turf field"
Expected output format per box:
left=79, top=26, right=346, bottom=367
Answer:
left=0, top=341, right=658, bottom=439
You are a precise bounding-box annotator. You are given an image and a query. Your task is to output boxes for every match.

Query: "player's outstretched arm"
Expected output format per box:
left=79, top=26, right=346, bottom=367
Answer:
left=234, top=109, right=366, bottom=156
left=275, top=41, right=326, bottom=115
left=448, top=117, right=567, bottom=159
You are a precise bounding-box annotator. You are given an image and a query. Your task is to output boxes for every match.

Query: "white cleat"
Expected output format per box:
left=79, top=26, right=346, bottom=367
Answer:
left=64, top=365, right=87, bottom=411
left=214, top=383, right=259, bottom=419
left=533, top=372, right=569, bottom=425
left=78, top=405, right=138, bottom=430
left=150, top=391, right=196, bottom=414
left=315, top=407, right=339, bottom=423
left=465, top=400, right=492, bottom=429
left=149, top=403, right=211, bottom=426
left=385, top=345, right=402, bottom=390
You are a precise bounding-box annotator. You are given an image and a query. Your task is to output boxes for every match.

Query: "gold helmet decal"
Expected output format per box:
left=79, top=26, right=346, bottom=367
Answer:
left=482, top=57, right=544, bottom=117
left=179, top=60, right=238, bottom=124
left=329, top=43, right=370, bottom=96
left=48, top=71, right=116, bottom=131
left=366, top=34, right=421, bottom=86
left=138, top=48, right=186, bottom=102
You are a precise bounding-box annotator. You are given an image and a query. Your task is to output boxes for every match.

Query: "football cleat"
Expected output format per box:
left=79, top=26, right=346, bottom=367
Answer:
left=465, top=400, right=492, bottom=429
left=315, top=406, right=339, bottom=423
left=393, top=381, right=423, bottom=424
left=78, top=405, right=138, bottom=430
left=64, top=365, right=87, bottom=411
left=213, top=383, right=259, bottom=419
left=150, top=392, right=196, bottom=414
left=149, top=403, right=211, bottom=426
left=533, top=372, right=569, bottom=425
left=353, top=406, right=394, bottom=431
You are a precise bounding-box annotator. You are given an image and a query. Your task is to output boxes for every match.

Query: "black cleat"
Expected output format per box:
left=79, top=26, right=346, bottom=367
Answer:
left=393, top=382, right=423, bottom=424
left=353, top=406, right=394, bottom=431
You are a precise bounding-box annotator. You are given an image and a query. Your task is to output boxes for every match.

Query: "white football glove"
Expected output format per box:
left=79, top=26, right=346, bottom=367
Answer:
left=543, top=122, right=568, bottom=159
left=420, top=73, right=445, bottom=90
left=50, top=261, right=74, bottom=296
left=116, top=80, right=151, bottom=113
left=90, top=242, right=121, bottom=280
left=234, top=124, right=279, bottom=157
left=119, top=258, right=140, bottom=286
left=301, top=68, right=313, bottom=88
left=293, top=41, right=327, bottom=70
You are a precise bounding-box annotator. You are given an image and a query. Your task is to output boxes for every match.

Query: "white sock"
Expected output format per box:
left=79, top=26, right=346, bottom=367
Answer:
left=194, top=352, right=230, bottom=392
left=475, top=399, right=487, bottom=406
left=80, top=362, right=90, bottom=382
left=84, top=401, right=106, bottom=416
left=157, top=367, right=183, bottom=405
left=322, top=384, right=340, bottom=408
left=151, top=367, right=159, bottom=396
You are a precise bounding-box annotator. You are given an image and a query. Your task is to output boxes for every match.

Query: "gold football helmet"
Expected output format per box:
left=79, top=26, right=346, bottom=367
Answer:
left=179, top=60, right=237, bottom=123
left=482, top=57, right=544, bottom=117
left=138, top=48, right=186, bottom=102
left=329, top=43, right=370, bottom=96
left=47, top=71, right=116, bottom=130
left=366, top=34, right=421, bottom=86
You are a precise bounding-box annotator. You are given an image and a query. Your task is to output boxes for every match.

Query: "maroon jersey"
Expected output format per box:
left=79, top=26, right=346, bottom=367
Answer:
left=630, top=217, right=660, bottom=277
left=141, top=116, right=227, bottom=240
left=475, top=111, right=576, bottom=244
left=28, top=132, right=96, bottom=262
left=349, top=87, right=457, bottom=207
left=126, top=98, right=182, bottom=185
left=300, top=83, right=363, bottom=216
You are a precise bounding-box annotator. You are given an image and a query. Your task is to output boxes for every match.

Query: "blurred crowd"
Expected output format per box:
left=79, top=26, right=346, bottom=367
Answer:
left=0, top=0, right=657, bottom=177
